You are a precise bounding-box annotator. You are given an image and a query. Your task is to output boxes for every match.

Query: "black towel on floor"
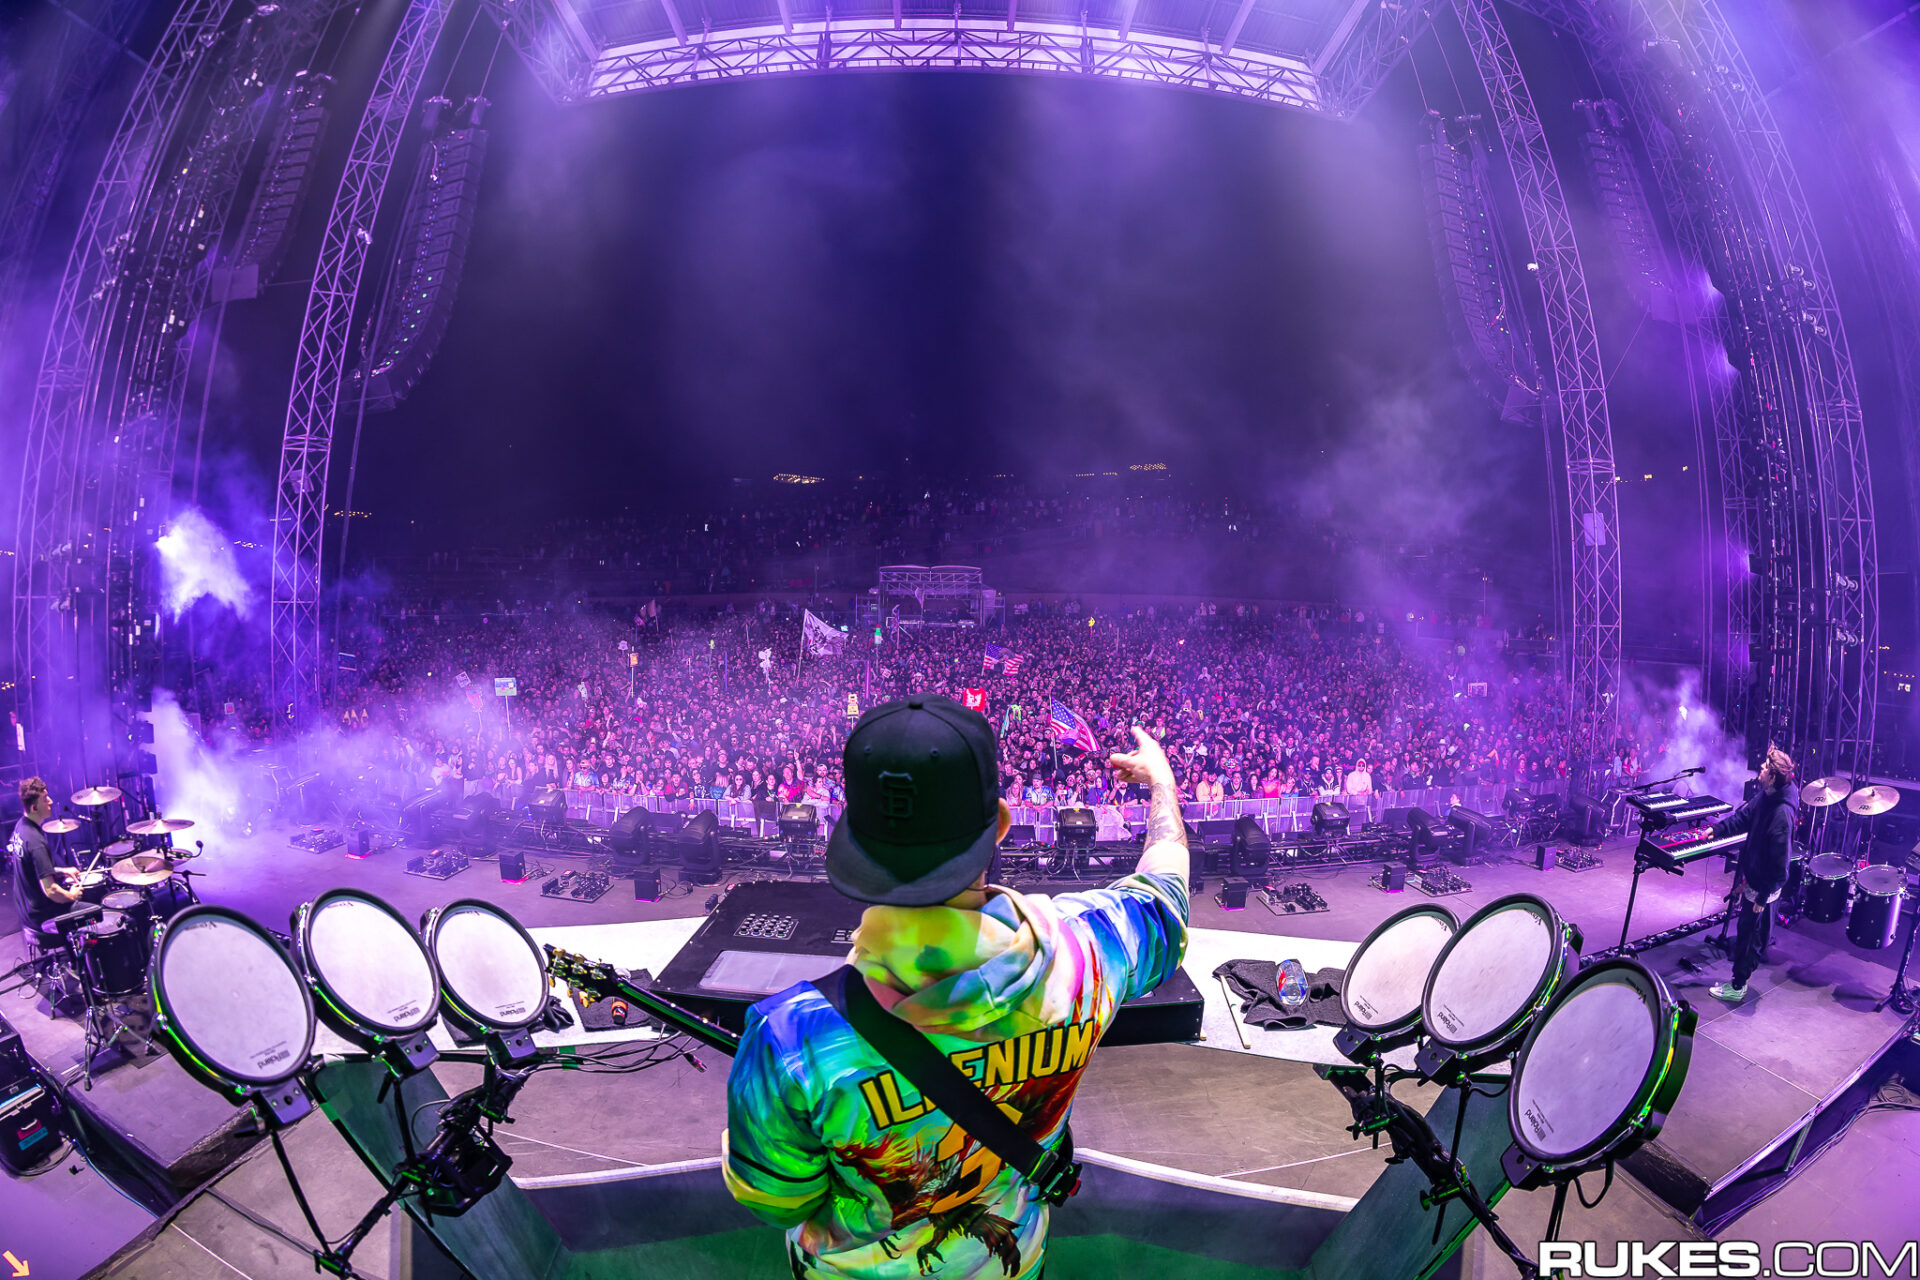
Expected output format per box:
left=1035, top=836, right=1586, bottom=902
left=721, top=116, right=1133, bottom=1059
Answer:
left=1212, top=959, right=1348, bottom=1030
left=567, top=966, right=666, bottom=1032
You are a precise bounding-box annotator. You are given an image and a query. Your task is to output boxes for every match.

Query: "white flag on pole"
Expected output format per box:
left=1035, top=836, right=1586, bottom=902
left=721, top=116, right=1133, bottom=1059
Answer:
left=803, top=609, right=845, bottom=658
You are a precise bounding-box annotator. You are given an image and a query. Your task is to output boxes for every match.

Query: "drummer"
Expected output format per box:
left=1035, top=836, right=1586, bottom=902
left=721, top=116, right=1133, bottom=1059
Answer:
left=8, top=777, right=80, bottom=935
left=1703, top=747, right=1799, bottom=1005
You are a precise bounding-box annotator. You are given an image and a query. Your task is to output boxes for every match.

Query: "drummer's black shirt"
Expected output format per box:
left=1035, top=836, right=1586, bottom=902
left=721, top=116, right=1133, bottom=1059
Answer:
left=7, top=815, right=63, bottom=926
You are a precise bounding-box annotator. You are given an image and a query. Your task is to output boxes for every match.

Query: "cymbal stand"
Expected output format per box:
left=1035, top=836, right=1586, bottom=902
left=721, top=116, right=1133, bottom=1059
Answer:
left=83, top=796, right=123, bottom=861
left=1809, top=803, right=1839, bottom=857
left=169, top=864, right=204, bottom=908
left=78, top=969, right=158, bottom=1091
left=1873, top=895, right=1918, bottom=1017
left=150, top=840, right=207, bottom=911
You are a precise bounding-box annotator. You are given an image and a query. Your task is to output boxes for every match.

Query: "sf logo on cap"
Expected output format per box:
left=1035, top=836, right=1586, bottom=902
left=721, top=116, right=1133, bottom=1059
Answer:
left=877, top=771, right=917, bottom=823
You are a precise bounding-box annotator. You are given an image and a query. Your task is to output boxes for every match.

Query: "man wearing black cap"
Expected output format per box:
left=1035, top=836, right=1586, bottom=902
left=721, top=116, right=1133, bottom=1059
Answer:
left=723, top=696, right=1189, bottom=1279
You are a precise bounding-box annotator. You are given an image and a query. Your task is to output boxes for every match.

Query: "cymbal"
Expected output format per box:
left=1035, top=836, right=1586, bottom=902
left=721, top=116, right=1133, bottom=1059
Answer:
left=1800, top=777, right=1851, bottom=808
left=110, top=854, right=176, bottom=887
left=1846, top=785, right=1900, bottom=817
left=42, top=818, right=83, bottom=834
left=127, top=817, right=195, bottom=835
left=71, top=786, right=123, bottom=806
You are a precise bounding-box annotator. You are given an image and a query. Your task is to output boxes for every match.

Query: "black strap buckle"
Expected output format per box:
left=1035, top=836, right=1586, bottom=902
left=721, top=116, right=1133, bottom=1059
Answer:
left=1030, top=1149, right=1082, bottom=1205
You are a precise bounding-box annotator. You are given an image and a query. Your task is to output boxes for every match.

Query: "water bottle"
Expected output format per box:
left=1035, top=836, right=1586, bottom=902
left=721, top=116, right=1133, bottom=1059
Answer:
left=1279, top=958, right=1308, bottom=1009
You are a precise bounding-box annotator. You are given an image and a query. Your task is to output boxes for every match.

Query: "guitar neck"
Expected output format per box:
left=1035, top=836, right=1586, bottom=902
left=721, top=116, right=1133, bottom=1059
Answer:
left=593, top=976, right=743, bottom=1056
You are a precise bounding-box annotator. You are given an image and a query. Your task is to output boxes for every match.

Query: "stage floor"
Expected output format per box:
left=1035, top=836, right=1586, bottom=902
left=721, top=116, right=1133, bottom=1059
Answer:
left=4, top=821, right=1917, bottom=1279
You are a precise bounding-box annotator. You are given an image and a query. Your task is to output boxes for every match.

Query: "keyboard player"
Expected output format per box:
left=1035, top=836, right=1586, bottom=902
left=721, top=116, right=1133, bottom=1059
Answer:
left=1701, top=747, right=1798, bottom=1004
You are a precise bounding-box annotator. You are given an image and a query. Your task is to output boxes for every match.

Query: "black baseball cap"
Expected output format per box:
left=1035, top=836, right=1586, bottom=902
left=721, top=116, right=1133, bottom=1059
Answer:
left=825, top=695, right=1001, bottom=906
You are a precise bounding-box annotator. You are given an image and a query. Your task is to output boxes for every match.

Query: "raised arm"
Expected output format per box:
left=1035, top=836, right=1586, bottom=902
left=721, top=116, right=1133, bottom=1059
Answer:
left=1109, top=727, right=1189, bottom=884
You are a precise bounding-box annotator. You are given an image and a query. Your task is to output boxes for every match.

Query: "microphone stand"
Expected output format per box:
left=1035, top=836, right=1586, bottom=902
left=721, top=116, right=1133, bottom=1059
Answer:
left=1628, top=767, right=1704, bottom=795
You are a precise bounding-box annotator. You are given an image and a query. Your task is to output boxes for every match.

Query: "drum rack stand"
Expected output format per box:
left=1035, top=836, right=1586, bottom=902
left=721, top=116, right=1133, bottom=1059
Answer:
left=266, top=1057, right=535, bottom=1278
left=1321, top=1065, right=1539, bottom=1278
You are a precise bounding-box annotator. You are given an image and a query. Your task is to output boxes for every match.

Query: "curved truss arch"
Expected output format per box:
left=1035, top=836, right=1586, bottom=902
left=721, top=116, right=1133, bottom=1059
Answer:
left=272, top=0, right=455, bottom=727
left=1504, top=0, right=1878, bottom=780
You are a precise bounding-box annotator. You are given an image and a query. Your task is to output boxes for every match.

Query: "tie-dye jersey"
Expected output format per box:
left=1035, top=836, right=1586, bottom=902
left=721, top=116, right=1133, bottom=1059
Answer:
left=723, top=870, right=1189, bottom=1280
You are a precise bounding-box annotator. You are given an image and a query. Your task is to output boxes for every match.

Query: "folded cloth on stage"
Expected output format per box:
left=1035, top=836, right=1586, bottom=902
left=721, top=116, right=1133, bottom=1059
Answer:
left=1212, top=959, right=1347, bottom=1030
left=567, top=966, right=666, bottom=1032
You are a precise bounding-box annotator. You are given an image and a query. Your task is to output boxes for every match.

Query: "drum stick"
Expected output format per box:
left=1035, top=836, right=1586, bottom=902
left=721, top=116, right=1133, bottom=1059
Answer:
left=1217, top=974, right=1252, bottom=1050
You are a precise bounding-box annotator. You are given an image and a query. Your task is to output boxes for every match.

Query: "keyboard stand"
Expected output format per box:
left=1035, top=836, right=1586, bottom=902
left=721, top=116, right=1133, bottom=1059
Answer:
left=1617, top=843, right=1680, bottom=953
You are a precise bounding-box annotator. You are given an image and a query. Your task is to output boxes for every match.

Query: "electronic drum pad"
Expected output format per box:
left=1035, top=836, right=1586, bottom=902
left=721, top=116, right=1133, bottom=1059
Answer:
left=1417, top=893, right=1581, bottom=1082
left=150, top=904, right=317, bottom=1123
left=294, top=888, right=442, bottom=1072
left=1501, top=959, right=1695, bottom=1188
left=1334, top=905, right=1460, bottom=1065
left=421, top=898, right=551, bottom=1062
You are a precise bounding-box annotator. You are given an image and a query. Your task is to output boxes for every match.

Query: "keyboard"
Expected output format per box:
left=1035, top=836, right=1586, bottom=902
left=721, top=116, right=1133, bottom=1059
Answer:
left=1625, top=792, right=1689, bottom=815
left=1630, top=792, right=1733, bottom=831
left=1636, top=827, right=1746, bottom=872
left=1663, top=798, right=1733, bottom=825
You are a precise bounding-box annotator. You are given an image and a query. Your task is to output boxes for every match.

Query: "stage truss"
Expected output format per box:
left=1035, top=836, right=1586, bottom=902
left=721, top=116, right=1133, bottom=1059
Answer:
left=1454, top=0, right=1621, bottom=787
left=588, top=22, right=1322, bottom=109
left=272, top=0, right=455, bottom=728
left=0, top=0, right=144, bottom=366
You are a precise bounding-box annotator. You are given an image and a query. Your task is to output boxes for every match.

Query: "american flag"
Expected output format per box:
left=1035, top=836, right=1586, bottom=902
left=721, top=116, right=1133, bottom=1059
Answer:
left=1050, top=700, right=1099, bottom=754
left=983, top=643, right=1004, bottom=671
left=1001, top=652, right=1024, bottom=675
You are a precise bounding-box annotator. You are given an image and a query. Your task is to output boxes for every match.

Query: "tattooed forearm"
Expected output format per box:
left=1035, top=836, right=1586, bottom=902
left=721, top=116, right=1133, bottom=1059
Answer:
left=1136, top=778, right=1191, bottom=882
left=1146, top=780, right=1186, bottom=851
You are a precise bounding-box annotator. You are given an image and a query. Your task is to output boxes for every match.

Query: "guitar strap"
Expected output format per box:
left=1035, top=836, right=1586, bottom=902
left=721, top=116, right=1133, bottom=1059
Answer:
left=810, top=965, right=1081, bottom=1205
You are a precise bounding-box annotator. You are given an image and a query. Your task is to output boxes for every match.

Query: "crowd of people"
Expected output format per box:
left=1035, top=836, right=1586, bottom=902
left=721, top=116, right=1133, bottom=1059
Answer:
left=212, top=599, right=1608, bottom=814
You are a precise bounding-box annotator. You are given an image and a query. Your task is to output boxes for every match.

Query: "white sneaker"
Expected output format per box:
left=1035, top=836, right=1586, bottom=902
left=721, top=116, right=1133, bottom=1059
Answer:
left=1710, top=982, right=1748, bottom=1003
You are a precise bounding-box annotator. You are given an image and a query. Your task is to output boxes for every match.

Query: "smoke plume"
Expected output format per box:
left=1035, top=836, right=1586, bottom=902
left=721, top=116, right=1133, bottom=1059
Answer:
left=156, top=507, right=255, bottom=619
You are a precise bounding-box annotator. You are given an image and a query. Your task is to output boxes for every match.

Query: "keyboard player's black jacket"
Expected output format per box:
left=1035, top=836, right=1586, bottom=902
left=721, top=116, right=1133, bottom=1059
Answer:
left=1707, top=786, right=1796, bottom=901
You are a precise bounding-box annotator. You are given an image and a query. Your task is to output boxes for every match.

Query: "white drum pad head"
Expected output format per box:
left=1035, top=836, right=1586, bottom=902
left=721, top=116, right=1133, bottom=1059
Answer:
left=162, top=917, right=310, bottom=1082
left=1512, top=978, right=1656, bottom=1159
left=1346, top=913, right=1454, bottom=1030
left=311, top=897, right=437, bottom=1032
left=435, top=906, right=546, bottom=1027
left=1426, top=905, right=1551, bottom=1045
